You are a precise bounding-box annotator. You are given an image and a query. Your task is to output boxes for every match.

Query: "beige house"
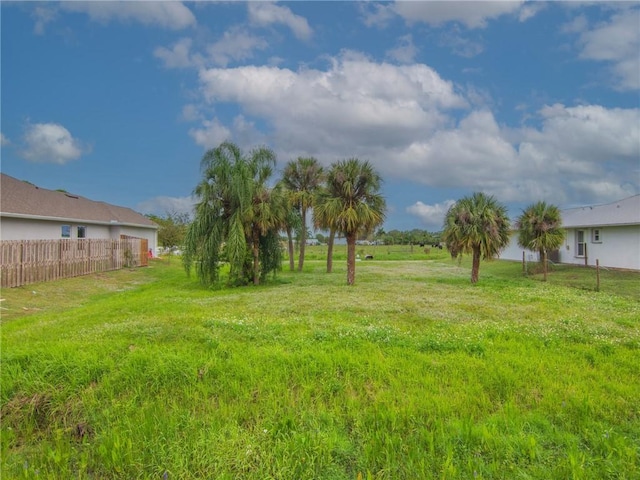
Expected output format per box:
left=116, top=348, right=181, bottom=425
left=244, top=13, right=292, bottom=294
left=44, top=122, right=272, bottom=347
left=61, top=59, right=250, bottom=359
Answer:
left=0, top=173, right=157, bottom=250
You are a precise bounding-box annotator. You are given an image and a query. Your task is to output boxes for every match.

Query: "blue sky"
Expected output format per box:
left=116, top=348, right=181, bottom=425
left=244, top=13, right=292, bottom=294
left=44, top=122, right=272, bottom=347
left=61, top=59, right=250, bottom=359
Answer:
left=2, top=1, right=639, bottom=231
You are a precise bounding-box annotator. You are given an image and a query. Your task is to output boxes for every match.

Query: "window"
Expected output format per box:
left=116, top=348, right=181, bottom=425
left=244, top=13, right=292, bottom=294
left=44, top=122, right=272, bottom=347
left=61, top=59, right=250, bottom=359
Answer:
left=77, top=226, right=87, bottom=238
left=592, top=229, right=602, bottom=243
left=61, top=225, right=71, bottom=238
left=576, top=230, right=586, bottom=257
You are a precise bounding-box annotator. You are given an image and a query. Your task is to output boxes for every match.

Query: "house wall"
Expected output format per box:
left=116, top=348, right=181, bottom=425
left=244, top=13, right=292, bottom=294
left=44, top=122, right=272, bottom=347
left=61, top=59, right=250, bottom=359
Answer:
left=0, top=217, right=157, bottom=252
left=118, top=225, right=158, bottom=253
left=499, top=232, right=541, bottom=263
left=1, top=217, right=109, bottom=241
left=560, top=225, right=640, bottom=270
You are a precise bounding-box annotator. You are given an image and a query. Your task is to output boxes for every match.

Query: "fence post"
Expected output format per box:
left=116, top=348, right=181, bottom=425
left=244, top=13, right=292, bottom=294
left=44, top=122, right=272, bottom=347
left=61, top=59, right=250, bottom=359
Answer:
left=20, top=240, right=24, bottom=286
left=584, top=243, right=588, bottom=267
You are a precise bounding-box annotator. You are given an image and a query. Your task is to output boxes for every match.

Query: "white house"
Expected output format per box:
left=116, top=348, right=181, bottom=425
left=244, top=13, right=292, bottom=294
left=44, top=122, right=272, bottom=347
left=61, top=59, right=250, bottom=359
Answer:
left=0, top=173, right=158, bottom=251
left=500, top=195, right=640, bottom=271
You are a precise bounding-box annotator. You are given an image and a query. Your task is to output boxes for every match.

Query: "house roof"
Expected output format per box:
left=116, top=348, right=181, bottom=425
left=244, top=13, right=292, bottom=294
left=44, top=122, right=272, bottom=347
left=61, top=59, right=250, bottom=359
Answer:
left=561, top=194, right=640, bottom=228
left=0, top=173, right=157, bottom=229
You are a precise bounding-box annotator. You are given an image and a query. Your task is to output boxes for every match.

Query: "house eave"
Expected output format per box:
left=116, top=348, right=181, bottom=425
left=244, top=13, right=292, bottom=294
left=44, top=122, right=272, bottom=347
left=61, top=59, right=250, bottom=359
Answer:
left=0, top=211, right=158, bottom=230
left=563, top=222, right=639, bottom=229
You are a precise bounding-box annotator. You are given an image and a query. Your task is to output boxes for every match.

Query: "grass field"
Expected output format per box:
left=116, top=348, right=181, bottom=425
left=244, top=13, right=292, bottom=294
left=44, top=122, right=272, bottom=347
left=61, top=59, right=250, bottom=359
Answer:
left=1, top=246, right=639, bottom=479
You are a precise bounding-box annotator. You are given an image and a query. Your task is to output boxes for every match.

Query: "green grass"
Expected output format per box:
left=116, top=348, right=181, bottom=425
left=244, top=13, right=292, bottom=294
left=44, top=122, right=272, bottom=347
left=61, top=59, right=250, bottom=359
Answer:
left=1, top=247, right=639, bottom=479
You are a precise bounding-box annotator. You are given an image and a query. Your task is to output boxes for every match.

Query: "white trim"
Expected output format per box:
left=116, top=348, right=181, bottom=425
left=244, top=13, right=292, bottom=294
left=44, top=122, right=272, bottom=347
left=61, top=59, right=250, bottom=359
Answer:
left=0, top=212, right=157, bottom=230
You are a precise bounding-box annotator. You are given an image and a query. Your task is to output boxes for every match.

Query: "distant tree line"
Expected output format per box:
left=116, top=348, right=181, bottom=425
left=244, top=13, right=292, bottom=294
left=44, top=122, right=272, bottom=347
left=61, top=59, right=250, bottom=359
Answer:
left=373, top=228, right=442, bottom=246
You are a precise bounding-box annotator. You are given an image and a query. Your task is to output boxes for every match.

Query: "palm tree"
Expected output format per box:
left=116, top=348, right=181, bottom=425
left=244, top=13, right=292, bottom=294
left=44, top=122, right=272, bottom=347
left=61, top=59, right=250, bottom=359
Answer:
left=313, top=185, right=338, bottom=273
left=248, top=179, right=287, bottom=285
left=282, top=206, right=302, bottom=272
left=442, top=192, right=510, bottom=284
left=314, top=159, right=386, bottom=285
left=282, top=157, right=324, bottom=272
left=183, top=142, right=283, bottom=286
left=517, top=201, right=564, bottom=281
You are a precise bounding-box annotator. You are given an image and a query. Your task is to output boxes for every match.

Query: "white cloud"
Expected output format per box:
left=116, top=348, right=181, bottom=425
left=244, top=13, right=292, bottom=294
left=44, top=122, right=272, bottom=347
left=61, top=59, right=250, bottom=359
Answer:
left=1, top=133, right=10, bottom=146
left=154, top=27, right=268, bottom=69
left=137, top=196, right=196, bottom=217
left=511, top=104, right=639, bottom=203
left=463, top=84, right=494, bottom=108
left=61, top=1, right=196, bottom=30
left=154, top=38, right=203, bottom=69
left=561, top=14, right=588, bottom=35
left=31, top=5, right=58, bottom=35
left=530, top=104, right=639, bottom=162
left=191, top=53, right=637, bottom=208
left=386, top=35, right=418, bottom=64
left=567, top=180, right=637, bottom=202
left=438, top=30, right=484, bottom=58
left=407, top=200, right=456, bottom=228
left=393, top=1, right=528, bottom=29
left=568, top=7, right=640, bottom=90
left=197, top=52, right=467, bottom=160
left=230, top=115, right=268, bottom=148
left=180, top=104, right=203, bottom=122
left=206, top=27, right=268, bottom=67
left=359, top=2, right=396, bottom=28
left=248, top=2, right=313, bottom=40
left=188, top=115, right=267, bottom=152
left=389, top=110, right=520, bottom=188
left=20, top=123, right=85, bottom=165
left=393, top=104, right=639, bottom=205
left=578, top=10, right=639, bottom=62
left=189, top=118, right=232, bottom=150
left=518, top=2, right=545, bottom=23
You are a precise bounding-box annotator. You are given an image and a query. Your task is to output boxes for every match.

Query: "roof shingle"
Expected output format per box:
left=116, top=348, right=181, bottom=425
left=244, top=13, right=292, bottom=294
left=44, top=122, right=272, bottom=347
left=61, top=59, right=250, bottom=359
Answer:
left=0, top=173, right=157, bottom=228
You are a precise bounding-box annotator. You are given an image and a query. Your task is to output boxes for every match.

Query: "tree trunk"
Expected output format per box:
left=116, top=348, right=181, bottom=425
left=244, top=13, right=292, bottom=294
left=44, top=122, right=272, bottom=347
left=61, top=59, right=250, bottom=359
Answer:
left=346, top=232, right=357, bottom=285
left=298, top=208, right=306, bottom=272
left=471, top=245, right=481, bottom=284
left=252, top=231, right=260, bottom=286
left=542, top=249, right=548, bottom=282
left=326, top=228, right=335, bottom=273
left=286, top=227, right=295, bottom=271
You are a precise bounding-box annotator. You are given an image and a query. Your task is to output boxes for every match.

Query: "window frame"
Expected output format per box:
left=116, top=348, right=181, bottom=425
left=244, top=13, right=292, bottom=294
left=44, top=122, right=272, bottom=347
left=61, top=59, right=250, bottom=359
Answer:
left=592, top=228, right=602, bottom=243
left=576, top=229, right=586, bottom=257
left=61, top=225, right=71, bottom=238
left=77, top=226, right=87, bottom=239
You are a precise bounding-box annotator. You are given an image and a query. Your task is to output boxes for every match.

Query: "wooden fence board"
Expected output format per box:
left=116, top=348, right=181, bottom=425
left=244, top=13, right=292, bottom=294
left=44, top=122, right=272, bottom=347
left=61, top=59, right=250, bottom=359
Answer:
left=0, top=238, right=148, bottom=288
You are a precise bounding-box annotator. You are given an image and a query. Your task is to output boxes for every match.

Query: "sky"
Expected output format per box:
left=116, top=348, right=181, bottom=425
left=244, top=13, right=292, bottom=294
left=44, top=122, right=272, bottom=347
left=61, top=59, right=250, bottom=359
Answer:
left=1, top=1, right=639, bottom=232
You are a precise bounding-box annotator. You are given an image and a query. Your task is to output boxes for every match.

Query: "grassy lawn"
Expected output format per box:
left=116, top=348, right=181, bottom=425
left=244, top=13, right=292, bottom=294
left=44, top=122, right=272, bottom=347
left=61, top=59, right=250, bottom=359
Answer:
left=1, top=247, right=639, bottom=479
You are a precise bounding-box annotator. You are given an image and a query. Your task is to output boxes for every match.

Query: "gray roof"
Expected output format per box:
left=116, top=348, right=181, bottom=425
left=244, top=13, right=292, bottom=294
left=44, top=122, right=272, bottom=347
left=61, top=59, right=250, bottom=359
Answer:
left=562, top=194, right=640, bottom=228
left=0, top=173, right=157, bottom=229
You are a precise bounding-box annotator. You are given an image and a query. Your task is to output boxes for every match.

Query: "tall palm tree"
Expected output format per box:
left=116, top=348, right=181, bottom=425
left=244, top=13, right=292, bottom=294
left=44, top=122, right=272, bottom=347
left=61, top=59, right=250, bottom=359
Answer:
left=314, top=159, right=386, bottom=285
left=517, top=201, right=564, bottom=281
left=282, top=157, right=324, bottom=272
left=442, top=192, right=510, bottom=284
left=313, top=185, right=337, bottom=273
left=248, top=179, right=287, bottom=285
left=183, top=142, right=283, bottom=286
left=282, top=205, right=302, bottom=272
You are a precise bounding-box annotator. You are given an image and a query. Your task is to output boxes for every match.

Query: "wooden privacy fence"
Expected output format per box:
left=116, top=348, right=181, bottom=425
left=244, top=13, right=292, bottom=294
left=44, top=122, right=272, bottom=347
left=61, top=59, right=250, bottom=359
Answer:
left=0, top=237, right=149, bottom=288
